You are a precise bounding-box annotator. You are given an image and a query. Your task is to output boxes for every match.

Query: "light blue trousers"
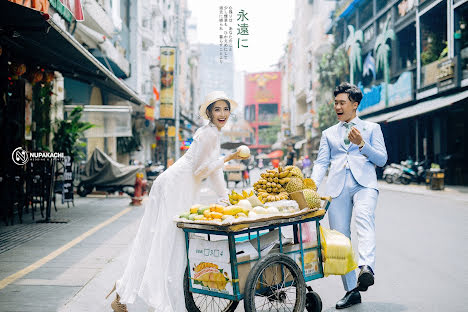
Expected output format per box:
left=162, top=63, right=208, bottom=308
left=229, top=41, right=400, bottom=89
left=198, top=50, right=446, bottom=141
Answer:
left=328, top=169, right=378, bottom=291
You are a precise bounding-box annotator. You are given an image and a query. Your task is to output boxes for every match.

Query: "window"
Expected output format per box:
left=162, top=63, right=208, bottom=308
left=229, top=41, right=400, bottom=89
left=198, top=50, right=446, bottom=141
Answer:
left=335, top=20, right=345, bottom=46
left=455, top=4, right=468, bottom=79
left=376, top=0, right=387, bottom=13
left=359, top=0, right=373, bottom=27
left=258, top=103, right=279, bottom=122
left=396, top=23, right=416, bottom=71
left=244, top=105, right=256, bottom=122
left=420, top=1, right=448, bottom=87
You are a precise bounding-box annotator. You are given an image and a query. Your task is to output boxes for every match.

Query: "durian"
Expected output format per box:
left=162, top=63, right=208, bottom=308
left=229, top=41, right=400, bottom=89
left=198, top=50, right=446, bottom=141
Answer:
left=303, top=178, right=317, bottom=191
left=303, top=189, right=321, bottom=209
left=285, top=177, right=305, bottom=193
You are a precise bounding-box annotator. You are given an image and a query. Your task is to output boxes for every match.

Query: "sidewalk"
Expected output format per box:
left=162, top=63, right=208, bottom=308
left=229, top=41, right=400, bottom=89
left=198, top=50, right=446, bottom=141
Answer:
left=57, top=186, right=230, bottom=312
left=377, top=181, right=468, bottom=202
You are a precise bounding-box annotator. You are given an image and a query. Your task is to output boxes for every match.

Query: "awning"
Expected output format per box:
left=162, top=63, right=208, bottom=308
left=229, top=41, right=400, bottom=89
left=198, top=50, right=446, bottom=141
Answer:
left=360, top=110, right=402, bottom=123
left=387, top=89, right=468, bottom=122
left=0, top=2, right=145, bottom=105
left=64, top=105, right=132, bottom=138
left=294, top=139, right=307, bottom=150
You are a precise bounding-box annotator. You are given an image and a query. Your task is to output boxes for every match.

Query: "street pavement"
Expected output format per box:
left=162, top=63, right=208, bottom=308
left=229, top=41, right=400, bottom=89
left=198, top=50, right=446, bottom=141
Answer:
left=0, top=170, right=467, bottom=311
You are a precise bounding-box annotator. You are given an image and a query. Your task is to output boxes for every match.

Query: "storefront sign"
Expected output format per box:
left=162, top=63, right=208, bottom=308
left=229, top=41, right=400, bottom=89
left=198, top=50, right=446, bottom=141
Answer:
left=145, top=105, right=155, bottom=121
left=358, top=71, right=413, bottom=115
left=62, top=156, right=74, bottom=203
left=437, top=57, right=459, bottom=92
left=159, top=46, right=177, bottom=119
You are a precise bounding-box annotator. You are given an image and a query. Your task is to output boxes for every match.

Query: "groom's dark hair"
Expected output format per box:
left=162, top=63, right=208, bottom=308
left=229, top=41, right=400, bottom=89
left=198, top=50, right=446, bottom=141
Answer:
left=334, top=82, right=363, bottom=105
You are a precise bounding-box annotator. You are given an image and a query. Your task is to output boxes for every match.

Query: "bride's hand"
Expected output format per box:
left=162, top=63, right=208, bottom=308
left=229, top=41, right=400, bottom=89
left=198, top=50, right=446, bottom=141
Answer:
left=224, top=151, right=249, bottom=162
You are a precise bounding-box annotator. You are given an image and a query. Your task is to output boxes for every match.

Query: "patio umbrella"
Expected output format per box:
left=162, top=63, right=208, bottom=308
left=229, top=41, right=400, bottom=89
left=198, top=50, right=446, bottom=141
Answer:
left=220, top=142, right=248, bottom=150
left=267, top=150, right=284, bottom=159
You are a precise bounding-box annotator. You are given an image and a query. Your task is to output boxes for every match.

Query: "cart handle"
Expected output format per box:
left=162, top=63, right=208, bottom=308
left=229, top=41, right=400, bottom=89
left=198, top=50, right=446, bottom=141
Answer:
left=320, top=196, right=332, bottom=211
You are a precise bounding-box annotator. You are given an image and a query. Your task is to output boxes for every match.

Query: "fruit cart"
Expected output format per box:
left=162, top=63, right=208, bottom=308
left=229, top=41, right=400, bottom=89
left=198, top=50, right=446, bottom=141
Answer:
left=177, top=197, right=331, bottom=312
left=223, top=163, right=247, bottom=187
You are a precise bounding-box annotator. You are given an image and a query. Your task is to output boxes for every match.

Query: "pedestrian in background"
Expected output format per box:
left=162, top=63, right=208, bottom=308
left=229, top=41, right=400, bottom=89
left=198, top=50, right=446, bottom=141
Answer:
left=311, top=82, right=388, bottom=309
left=284, top=143, right=296, bottom=166
left=302, top=155, right=312, bottom=177
left=105, top=91, right=248, bottom=312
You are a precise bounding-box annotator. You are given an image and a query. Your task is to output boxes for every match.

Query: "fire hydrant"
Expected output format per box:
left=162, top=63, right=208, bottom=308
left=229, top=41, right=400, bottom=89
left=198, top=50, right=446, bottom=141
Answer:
left=131, top=173, right=147, bottom=206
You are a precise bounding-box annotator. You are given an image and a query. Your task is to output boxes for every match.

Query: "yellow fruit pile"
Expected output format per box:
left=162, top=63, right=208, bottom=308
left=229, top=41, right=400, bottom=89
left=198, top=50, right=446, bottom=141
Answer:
left=180, top=203, right=250, bottom=221
left=253, top=166, right=298, bottom=202
left=253, top=165, right=320, bottom=207
left=228, top=190, right=253, bottom=205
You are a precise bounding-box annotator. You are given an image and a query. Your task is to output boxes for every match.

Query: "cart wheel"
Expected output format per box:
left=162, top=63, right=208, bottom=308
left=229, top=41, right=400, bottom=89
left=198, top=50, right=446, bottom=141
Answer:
left=305, top=287, right=322, bottom=312
left=183, top=267, right=239, bottom=312
left=243, top=254, right=306, bottom=312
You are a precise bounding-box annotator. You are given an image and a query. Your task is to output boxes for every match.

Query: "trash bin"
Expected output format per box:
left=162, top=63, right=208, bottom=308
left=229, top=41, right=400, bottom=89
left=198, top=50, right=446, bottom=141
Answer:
left=426, top=169, right=445, bottom=190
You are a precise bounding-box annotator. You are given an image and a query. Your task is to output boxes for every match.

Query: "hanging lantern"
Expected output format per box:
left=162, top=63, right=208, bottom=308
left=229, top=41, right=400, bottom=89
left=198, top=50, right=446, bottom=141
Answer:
left=30, top=70, right=44, bottom=85
left=43, top=71, right=55, bottom=83
left=9, top=63, right=27, bottom=80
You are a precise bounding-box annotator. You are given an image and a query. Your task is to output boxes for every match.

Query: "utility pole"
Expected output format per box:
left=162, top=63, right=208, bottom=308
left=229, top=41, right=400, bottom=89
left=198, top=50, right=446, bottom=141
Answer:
left=174, top=0, right=181, bottom=160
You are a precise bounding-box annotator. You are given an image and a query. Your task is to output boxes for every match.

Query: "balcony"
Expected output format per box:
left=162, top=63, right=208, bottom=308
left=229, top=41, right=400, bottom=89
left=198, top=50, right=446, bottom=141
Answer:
left=82, top=0, right=115, bottom=38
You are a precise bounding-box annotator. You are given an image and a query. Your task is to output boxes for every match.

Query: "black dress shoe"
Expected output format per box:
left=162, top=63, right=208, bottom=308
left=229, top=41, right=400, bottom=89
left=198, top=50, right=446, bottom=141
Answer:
left=336, top=289, right=361, bottom=309
left=357, top=265, right=374, bottom=291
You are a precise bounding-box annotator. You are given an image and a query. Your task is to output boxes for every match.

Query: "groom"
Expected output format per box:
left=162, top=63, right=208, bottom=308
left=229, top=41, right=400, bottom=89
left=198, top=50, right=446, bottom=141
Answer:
left=311, top=82, right=388, bottom=309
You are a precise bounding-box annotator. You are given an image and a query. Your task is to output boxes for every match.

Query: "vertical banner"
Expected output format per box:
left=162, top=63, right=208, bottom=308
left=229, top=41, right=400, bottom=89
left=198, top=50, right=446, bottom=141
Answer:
left=160, top=46, right=177, bottom=119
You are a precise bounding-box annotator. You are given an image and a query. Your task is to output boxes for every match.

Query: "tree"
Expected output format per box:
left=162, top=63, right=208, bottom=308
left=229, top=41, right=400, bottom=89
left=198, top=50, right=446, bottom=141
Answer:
left=316, top=47, right=349, bottom=131
left=345, top=25, right=364, bottom=85
left=374, top=16, right=395, bottom=107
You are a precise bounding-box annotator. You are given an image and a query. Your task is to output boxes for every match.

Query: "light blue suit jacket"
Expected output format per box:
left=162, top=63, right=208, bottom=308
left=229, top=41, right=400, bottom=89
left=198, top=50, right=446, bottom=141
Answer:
left=311, top=117, right=388, bottom=198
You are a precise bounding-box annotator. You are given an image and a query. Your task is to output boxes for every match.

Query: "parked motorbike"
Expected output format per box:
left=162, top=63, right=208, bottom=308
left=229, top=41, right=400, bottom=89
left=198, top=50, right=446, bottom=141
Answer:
left=382, top=165, right=402, bottom=183
left=399, top=159, right=428, bottom=185
left=383, top=159, right=428, bottom=185
left=77, top=148, right=143, bottom=197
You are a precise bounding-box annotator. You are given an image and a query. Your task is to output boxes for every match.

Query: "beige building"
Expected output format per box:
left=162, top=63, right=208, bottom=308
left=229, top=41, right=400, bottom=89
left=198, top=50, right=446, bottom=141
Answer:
left=280, top=0, right=335, bottom=156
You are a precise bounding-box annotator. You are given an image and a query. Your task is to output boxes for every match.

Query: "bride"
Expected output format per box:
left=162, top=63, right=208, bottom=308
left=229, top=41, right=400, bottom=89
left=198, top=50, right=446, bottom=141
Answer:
left=106, top=91, right=247, bottom=312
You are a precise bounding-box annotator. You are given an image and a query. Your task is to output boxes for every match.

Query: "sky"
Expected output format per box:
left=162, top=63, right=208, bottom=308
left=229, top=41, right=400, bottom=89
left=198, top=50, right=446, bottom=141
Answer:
left=187, top=0, right=296, bottom=73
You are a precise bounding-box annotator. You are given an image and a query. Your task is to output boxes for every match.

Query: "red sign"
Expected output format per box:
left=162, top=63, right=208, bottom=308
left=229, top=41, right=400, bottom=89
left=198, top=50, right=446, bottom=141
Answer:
left=245, top=72, right=281, bottom=104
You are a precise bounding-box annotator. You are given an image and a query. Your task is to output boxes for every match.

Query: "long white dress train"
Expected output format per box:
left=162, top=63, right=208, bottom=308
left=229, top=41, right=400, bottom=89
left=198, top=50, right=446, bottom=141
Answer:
left=115, top=123, right=228, bottom=311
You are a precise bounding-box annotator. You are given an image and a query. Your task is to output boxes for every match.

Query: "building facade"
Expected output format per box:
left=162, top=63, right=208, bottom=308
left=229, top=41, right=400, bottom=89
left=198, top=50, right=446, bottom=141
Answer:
left=244, top=72, right=282, bottom=151
left=329, top=0, right=468, bottom=185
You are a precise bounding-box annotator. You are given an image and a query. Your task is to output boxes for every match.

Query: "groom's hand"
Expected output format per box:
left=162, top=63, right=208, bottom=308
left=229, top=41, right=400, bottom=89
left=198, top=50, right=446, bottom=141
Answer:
left=348, top=127, right=363, bottom=145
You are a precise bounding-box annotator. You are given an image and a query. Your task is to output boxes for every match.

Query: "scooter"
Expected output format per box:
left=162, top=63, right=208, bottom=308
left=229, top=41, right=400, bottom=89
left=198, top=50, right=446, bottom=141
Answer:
left=382, top=165, right=402, bottom=184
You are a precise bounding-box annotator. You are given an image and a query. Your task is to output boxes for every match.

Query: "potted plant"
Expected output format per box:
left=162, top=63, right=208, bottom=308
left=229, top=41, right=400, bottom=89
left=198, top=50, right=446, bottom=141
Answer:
left=52, top=105, right=94, bottom=162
